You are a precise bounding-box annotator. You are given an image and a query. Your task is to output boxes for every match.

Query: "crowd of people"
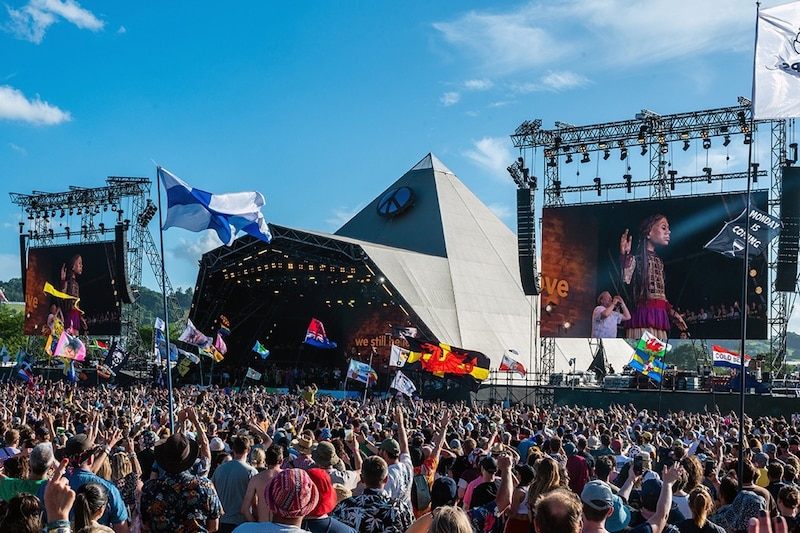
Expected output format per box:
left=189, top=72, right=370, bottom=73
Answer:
left=0, top=379, right=794, bottom=533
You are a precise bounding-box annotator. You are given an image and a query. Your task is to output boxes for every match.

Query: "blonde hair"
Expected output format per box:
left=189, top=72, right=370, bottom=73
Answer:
left=332, top=483, right=352, bottom=503
left=249, top=447, right=266, bottom=469
left=430, top=505, right=472, bottom=533
left=688, top=486, right=713, bottom=528
left=94, top=454, right=111, bottom=481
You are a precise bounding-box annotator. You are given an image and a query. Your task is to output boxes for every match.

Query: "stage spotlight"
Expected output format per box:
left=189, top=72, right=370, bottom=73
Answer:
left=723, top=135, right=731, bottom=147
left=683, top=140, right=691, bottom=151
left=703, top=167, right=712, bottom=183
left=752, top=162, right=759, bottom=183
left=593, top=177, right=601, bottom=196
left=660, top=144, right=668, bottom=154
left=620, top=147, right=628, bottom=160
left=703, top=138, right=712, bottom=149
left=637, top=125, right=647, bottom=143
left=60, top=209, right=65, bottom=218
left=624, top=174, right=632, bottom=193
left=581, top=153, right=591, bottom=164
left=547, top=157, right=557, bottom=168
left=743, top=132, right=752, bottom=144
left=553, top=179, right=562, bottom=197
left=545, top=301, right=557, bottom=314
left=565, top=154, right=573, bottom=164
left=640, top=145, right=648, bottom=156
left=603, top=149, right=610, bottom=160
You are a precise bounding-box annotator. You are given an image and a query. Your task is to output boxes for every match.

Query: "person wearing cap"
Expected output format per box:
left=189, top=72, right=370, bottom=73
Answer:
left=313, top=438, right=361, bottom=493
left=565, top=441, right=590, bottom=495
left=406, top=477, right=460, bottom=533
left=624, top=464, right=684, bottom=533
left=302, top=467, right=355, bottom=533
left=234, top=468, right=320, bottom=533
left=331, top=455, right=413, bottom=533
left=213, top=434, right=258, bottom=533
left=137, top=430, right=158, bottom=482
left=241, top=444, right=284, bottom=523
left=38, top=432, right=129, bottom=532
left=140, top=432, right=222, bottom=533
left=463, top=455, right=499, bottom=510
left=0, top=442, right=54, bottom=501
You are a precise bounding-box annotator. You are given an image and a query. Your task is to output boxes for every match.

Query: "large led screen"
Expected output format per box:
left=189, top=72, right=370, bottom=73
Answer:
left=25, top=241, right=123, bottom=336
left=540, top=192, right=769, bottom=340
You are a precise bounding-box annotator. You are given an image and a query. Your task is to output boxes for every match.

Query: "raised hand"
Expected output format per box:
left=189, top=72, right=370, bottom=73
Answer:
left=620, top=228, right=632, bottom=255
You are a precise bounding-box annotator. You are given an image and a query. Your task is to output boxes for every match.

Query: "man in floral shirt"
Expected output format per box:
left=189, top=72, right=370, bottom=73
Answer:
left=140, top=432, right=222, bottom=532
left=331, top=455, right=413, bottom=533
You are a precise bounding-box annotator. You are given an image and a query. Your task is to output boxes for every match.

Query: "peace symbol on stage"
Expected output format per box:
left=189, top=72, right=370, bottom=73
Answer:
left=377, top=186, right=414, bottom=218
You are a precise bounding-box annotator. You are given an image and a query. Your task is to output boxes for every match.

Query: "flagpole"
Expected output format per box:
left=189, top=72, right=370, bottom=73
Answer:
left=736, top=1, right=760, bottom=488
left=155, top=167, right=176, bottom=432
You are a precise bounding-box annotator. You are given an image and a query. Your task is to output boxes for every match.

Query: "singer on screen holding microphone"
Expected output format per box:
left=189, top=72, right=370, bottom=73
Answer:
left=591, top=291, right=631, bottom=338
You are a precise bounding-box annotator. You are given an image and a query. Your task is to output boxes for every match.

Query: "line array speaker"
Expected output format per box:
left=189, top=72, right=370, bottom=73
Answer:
left=115, top=223, right=135, bottom=304
left=776, top=166, right=800, bottom=292
left=517, top=188, right=540, bottom=295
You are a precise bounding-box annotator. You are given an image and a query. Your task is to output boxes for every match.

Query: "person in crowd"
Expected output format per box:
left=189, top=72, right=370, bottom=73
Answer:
left=242, top=444, right=284, bottom=523
left=505, top=463, right=535, bottom=533
left=428, top=505, right=473, bottom=533
left=73, top=482, right=114, bottom=533
left=302, top=467, right=356, bottom=533
left=213, top=434, right=258, bottom=533
left=312, top=439, right=361, bottom=493
left=331, top=455, right=413, bottom=533
left=234, top=468, right=319, bottom=533
left=0, top=442, right=53, bottom=502
left=534, top=489, right=583, bottom=533
left=676, top=486, right=726, bottom=533
left=140, top=432, right=222, bottom=532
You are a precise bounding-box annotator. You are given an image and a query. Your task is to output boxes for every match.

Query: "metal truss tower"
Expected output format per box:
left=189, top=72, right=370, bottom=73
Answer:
left=10, top=177, right=182, bottom=370
left=509, top=100, right=790, bottom=383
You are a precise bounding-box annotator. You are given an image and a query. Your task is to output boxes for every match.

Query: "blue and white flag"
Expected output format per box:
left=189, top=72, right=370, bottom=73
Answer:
left=754, top=1, right=800, bottom=119
left=158, top=167, right=272, bottom=246
left=154, top=317, right=166, bottom=332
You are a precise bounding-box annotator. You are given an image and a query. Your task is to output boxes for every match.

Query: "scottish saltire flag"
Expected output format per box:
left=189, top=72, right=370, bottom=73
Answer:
left=628, top=331, right=670, bottom=382
left=704, top=208, right=781, bottom=259
left=499, top=349, right=527, bottom=377
left=253, top=340, right=270, bottom=359
left=304, top=318, right=337, bottom=349
left=154, top=317, right=166, bottom=333
left=390, top=370, right=416, bottom=396
left=159, top=167, right=272, bottom=246
left=246, top=367, right=262, bottom=381
left=754, top=1, right=800, bottom=119
left=347, top=359, right=378, bottom=385
left=389, top=344, right=410, bottom=367
left=712, top=345, right=752, bottom=368
left=53, top=332, right=86, bottom=361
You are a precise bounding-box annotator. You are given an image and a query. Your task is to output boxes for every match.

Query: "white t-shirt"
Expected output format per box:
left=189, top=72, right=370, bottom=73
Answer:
left=591, top=306, right=624, bottom=338
left=384, top=452, right=413, bottom=505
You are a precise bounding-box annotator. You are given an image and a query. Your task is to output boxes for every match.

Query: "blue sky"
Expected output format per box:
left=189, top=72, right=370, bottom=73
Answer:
left=1, top=1, right=797, bottom=330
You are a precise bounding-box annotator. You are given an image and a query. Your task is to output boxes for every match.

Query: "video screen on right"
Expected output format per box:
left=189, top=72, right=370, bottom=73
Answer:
left=540, top=191, right=770, bottom=340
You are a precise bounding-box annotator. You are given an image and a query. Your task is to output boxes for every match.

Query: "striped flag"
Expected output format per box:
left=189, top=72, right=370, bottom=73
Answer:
left=499, top=349, right=527, bottom=377
left=712, top=345, right=751, bottom=368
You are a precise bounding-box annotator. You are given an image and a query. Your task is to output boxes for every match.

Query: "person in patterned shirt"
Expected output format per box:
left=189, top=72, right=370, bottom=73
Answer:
left=140, top=432, right=222, bottom=533
left=331, top=455, right=413, bottom=533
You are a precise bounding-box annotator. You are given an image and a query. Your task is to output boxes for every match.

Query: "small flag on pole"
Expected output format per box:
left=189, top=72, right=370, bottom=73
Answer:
left=253, top=341, right=270, bottom=359
left=347, top=359, right=377, bottom=386
left=178, top=319, right=212, bottom=348
left=159, top=167, right=273, bottom=246
left=389, top=344, right=410, bottom=367
left=712, top=345, right=752, bottom=368
left=304, top=318, right=337, bottom=349
left=628, top=331, right=670, bottom=382
left=246, top=367, right=262, bottom=381
left=154, top=317, right=166, bottom=332
left=703, top=207, right=781, bottom=259
left=53, top=332, right=86, bottom=361
left=390, top=370, right=416, bottom=396
left=499, top=349, right=527, bottom=377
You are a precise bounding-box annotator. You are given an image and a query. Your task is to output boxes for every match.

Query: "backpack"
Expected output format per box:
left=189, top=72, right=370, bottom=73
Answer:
left=411, top=473, right=431, bottom=511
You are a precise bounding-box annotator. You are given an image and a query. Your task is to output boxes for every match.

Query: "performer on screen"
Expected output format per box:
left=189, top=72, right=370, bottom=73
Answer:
left=620, top=214, right=687, bottom=339
left=60, top=253, right=87, bottom=335
left=591, top=291, right=631, bottom=338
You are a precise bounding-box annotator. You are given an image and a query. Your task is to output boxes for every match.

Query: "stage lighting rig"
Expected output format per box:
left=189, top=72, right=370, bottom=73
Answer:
left=624, top=174, right=632, bottom=193
left=593, top=177, right=601, bottom=196
left=137, top=199, right=159, bottom=227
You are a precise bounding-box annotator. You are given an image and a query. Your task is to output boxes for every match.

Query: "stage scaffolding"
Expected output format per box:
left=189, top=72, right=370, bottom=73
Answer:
left=508, top=99, right=793, bottom=380
left=10, top=178, right=182, bottom=370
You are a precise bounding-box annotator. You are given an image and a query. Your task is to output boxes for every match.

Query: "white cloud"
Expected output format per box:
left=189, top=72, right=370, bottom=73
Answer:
left=117, top=25, right=126, bottom=34
left=8, top=143, right=27, bottom=155
left=463, top=79, right=493, bottom=91
left=326, top=204, right=364, bottom=230
left=433, top=1, right=757, bottom=77
left=440, top=91, right=460, bottom=106
left=541, top=70, right=590, bottom=91
left=0, top=85, right=71, bottom=125
left=6, top=0, right=103, bottom=44
left=463, top=137, right=513, bottom=181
